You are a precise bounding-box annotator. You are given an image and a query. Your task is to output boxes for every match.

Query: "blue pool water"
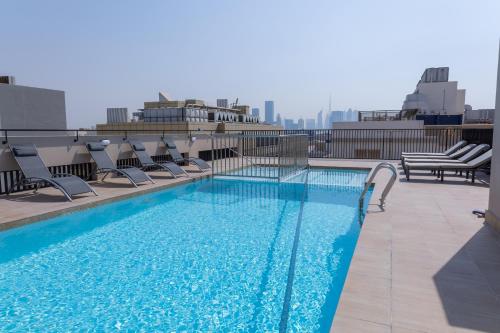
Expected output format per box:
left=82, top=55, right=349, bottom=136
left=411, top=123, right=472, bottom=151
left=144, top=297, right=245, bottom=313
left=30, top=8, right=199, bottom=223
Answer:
left=0, top=168, right=371, bottom=332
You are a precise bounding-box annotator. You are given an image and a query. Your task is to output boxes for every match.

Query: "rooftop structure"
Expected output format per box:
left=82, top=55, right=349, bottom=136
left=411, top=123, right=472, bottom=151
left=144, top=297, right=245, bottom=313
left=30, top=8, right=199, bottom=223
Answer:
left=402, top=67, right=466, bottom=123
left=0, top=77, right=67, bottom=129
left=106, top=108, right=128, bottom=124
left=128, top=92, right=260, bottom=125
left=216, top=99, right=228, bottom=108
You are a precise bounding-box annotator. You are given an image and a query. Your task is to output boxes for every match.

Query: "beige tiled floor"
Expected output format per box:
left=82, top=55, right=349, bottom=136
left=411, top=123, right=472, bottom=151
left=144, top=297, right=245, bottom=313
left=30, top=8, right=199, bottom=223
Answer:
left=314, top=160, right=500, bottom=333
left=1, top=159, right=499, bottom=333
left=0, top=166, right=211, bottom=230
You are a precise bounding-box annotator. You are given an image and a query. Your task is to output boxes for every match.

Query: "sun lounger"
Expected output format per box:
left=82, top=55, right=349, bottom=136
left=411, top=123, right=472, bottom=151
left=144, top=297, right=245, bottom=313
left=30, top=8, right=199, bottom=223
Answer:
left=128, top=139, right=189, bottom=178
left=162, top=136, right=211, bottom=171
left=8, top=144, right=97, bottom=201
left=403, top=144, right=490, bottom=165
left=404, top=149, right=492, bottom=183
left=401, top=144, right=477, bottom=165
left=86, top=142, right=154, bottom=187
left=401, top=140, right=467, bottom=157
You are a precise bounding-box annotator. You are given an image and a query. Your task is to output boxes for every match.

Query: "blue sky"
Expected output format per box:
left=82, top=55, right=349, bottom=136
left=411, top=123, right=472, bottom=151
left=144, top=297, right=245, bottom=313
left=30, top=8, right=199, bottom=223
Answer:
left=2, top=0, right=500, bottom=127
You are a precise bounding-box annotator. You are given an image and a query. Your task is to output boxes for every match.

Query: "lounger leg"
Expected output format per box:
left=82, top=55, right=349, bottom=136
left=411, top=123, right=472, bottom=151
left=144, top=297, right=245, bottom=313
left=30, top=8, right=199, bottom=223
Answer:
left=472, top=170, right=476, bottom=183
left=466, top=171, right=469, bottom=179
left=101, top=171, right=110, bottom=182
left=7, top=179, right=25, bottom=195
left=440, top=170, right=444, bottom=182
left=405, top=168, right=410, bottom=181
left=34, top=182, right=41, bottom=193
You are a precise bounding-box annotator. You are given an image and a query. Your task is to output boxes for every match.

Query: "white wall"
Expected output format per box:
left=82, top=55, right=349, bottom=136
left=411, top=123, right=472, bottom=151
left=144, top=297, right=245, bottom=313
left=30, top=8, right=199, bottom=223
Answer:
left=487, top=44, right=500, bottom=231
left=0, top=135, right=213, bottom=171
left=416, top=81, right=464, bottom=115
left=332, top=120, right=424, bottom=130
left=0, top=84, right=67, bottom=129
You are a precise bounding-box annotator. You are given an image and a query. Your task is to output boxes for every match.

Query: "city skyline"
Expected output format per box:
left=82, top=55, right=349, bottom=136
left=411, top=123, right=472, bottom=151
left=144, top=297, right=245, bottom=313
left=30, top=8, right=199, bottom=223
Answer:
left=2, top=1, right=500, bottom=128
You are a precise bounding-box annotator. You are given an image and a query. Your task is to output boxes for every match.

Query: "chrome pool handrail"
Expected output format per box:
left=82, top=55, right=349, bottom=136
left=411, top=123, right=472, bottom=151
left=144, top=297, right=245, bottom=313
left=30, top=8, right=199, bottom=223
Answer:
left=359, top=162, right=397, bottom=222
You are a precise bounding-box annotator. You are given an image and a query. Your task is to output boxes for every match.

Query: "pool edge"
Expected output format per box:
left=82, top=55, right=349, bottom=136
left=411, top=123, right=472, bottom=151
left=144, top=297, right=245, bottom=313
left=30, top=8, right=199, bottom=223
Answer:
left=0, top=173, right=212, bottom=232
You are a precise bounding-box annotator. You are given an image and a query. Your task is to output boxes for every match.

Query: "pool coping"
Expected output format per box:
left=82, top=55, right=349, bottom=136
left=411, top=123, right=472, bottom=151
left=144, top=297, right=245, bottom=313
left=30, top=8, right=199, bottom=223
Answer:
left=0, top=173, right=213, bottom=231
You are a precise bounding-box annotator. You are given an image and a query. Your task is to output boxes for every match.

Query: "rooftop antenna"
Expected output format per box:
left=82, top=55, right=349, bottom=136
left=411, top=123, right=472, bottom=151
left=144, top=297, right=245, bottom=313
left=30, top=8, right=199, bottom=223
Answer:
left=231, top=98, right=239, bottom=108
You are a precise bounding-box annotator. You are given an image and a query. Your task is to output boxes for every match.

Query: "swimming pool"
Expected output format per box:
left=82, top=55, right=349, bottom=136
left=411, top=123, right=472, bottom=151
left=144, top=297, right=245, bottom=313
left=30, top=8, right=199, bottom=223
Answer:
left=0, top=168, right=371, bottom=332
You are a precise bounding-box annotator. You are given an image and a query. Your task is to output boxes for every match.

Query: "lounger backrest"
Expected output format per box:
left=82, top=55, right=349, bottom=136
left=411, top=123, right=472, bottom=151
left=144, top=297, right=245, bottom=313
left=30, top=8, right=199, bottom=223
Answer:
left=457, top=144, right=490, bottom=162
left=443, top=140, right=467, bottom=155
left=9, top=144, right=52, bottom=179
left=86, top=142, right=116, bottom=170
left=163, top=137, right=184, bottom=162
left=467, top=150, right=492, bottom=168
left=129, top=140, right=155, bottom=165
left=449, top=144, right=476, bottom=159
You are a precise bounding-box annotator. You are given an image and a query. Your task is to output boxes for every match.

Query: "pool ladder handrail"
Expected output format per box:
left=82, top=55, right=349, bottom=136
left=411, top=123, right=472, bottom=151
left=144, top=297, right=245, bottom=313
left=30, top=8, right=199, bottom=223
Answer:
left=359, top=162, right=397, bottom=213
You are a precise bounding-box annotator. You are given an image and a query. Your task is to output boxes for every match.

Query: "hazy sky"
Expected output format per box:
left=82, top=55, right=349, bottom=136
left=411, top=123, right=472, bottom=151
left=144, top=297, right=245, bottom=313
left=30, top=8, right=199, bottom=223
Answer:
left=2, top=0, right=500, bottom=127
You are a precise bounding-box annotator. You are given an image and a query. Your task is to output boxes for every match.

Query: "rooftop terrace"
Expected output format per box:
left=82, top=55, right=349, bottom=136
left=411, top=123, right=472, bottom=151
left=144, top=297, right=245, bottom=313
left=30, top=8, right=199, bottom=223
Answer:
left=0, top=156, right=497, bottom=332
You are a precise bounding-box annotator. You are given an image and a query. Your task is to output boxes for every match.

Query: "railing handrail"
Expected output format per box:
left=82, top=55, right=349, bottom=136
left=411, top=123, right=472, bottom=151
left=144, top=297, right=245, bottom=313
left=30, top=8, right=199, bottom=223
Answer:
left=358, top=162, right=397, bottom=225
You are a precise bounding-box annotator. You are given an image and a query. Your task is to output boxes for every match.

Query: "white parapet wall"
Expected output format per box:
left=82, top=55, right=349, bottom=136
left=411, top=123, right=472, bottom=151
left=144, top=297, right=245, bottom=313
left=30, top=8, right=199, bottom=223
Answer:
left=332, top=120, right=424, bottom=130
left=487, top=44, right=500, bottom=231
left=0, top=134, right=213, bottom=172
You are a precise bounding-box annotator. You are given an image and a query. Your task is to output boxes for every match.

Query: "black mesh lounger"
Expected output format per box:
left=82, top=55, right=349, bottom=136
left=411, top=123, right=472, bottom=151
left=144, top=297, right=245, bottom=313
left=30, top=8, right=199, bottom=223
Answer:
left=128, top=139, right=189, bottom=178
left=86, top=142, right=154, bottom=187
left=162, top=136, right=211, bottom=171
left=404, top=150, right=492, bottom=183
left=8, top=144, right=97, bottom=201
left=403, top=144, right=490, bottom=166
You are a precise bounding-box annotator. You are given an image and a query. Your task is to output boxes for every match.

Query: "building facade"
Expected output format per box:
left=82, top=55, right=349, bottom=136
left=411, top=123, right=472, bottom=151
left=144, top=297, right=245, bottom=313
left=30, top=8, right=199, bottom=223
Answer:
left=216, top=99, right=228, bottom=108
left=265, top=101, right=274, bottom=124
left=107, top=108, right=128, bottom=124
left=487, top=46, right=500, bottom=231
left=0, top=80, right=67, bottom=129
left=402, top=67, right=466, bottom=124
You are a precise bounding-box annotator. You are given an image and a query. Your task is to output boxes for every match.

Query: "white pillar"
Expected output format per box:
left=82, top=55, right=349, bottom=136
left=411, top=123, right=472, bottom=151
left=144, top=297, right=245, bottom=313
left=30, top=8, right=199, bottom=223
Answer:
left=486, top=41, right=500, bottom=230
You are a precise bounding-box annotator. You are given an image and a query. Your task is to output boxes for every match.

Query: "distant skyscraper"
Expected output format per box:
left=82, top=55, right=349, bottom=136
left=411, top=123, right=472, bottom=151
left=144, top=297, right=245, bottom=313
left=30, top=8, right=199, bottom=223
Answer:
left=265, top=101, right=274, bottom=123
left=297, top=118, right=305, bottom=129
left=305, top=118, right=315, bottom=129
left=276, top=113, right=282, bottom=126
left=251, top=107, right=260, bottom=118
left=325, top=110, right=345, bottom=127
left=346, top=108, right=353, bottom=121
left=317, top=110, right=323, bottom=129
left=352, top=110, right=359, bottom=121
left=107, top=107, right=128, bottom=123
left=217, top=99, right=228, bottom=108
left=284, top=118, right=297, bottom=130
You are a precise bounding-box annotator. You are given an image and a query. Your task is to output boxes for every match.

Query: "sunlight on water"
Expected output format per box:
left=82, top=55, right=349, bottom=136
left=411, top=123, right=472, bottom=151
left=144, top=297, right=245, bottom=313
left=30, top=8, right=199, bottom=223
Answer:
left=0, top=168, right=371, bottom=332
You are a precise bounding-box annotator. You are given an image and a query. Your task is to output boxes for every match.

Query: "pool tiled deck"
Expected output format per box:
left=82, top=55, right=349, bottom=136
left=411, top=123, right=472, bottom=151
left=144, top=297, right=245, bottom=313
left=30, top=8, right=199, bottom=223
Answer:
left=310, top=160, right=500, bottom=333
left=0, top=166, right=212, bottom=230
left=1, top=159, right=499, bottom=332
